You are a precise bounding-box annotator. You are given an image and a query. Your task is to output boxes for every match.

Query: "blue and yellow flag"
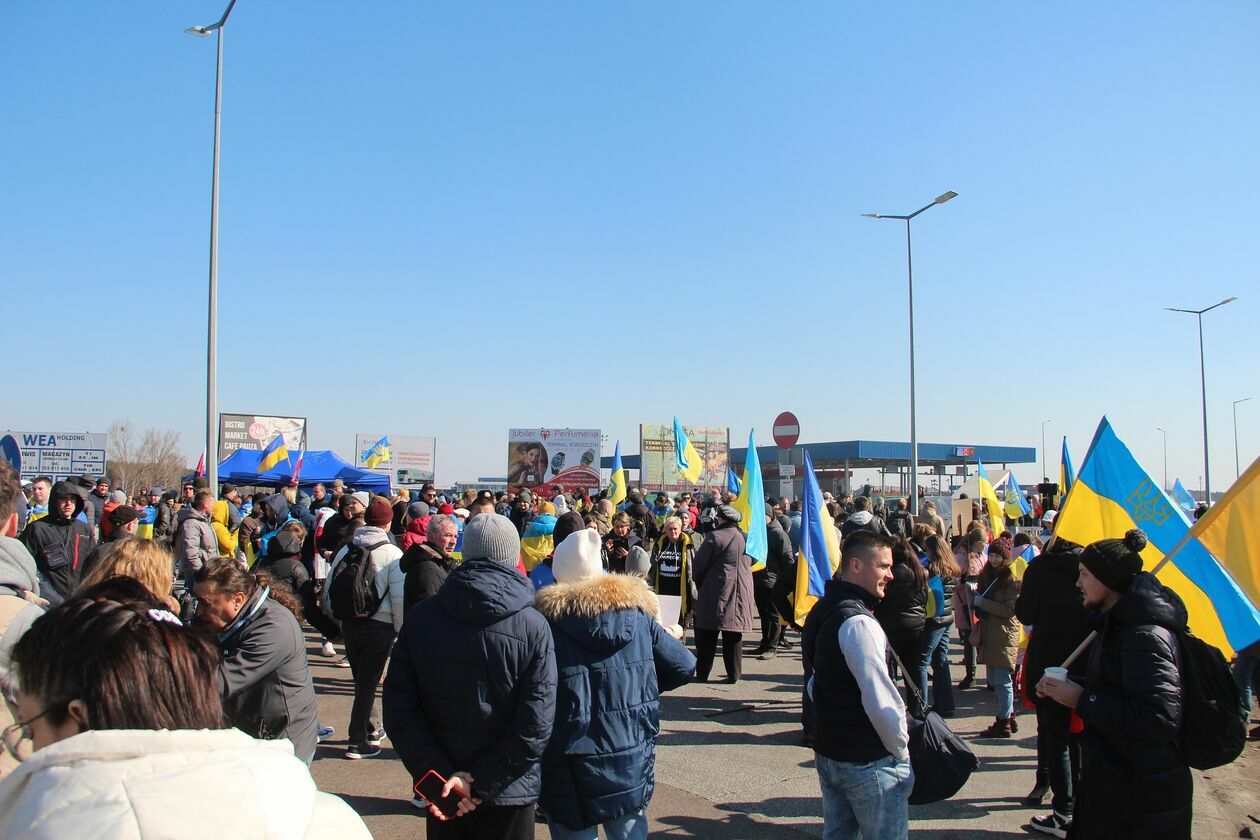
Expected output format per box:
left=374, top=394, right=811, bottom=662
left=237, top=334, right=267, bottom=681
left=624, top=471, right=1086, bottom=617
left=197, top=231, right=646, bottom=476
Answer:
left=258, top=435, right=289, bottom=473
left=1003, top=474, right=1031, bottom=521
left=673, top=417, right=702, bottom=484
left=793, top=450, right=841, bottom=625
left=1171, top=479, right=1196, bottom=513
left=1054, top=417, right=1260, bottom=656
left=726, top=467, right=742, bottom=496
left=1190, top=456, right=1260, bottom=629
left=1060, top=437, right=1076, bottom=502
left=363, top=435, right=391, bottom=469
left=608, top=440, right=627, bottom=511
left=732, top=429, right=768, bottom=572
left=976, top=461, right=1006, bottom=536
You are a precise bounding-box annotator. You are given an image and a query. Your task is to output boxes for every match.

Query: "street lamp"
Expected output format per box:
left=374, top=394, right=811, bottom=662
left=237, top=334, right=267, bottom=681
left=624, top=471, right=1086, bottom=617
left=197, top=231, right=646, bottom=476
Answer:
left=1040, top=420, right=1051, bottom=481
left=1165, top=296, right=1236, bottom=505
left=1234, top=397, right=1252, bottom=479
left=1155, top=427, right=1167, bottom=491
left=186, top=0, right=240, bottom=493
left=862, top=190, right=958, bottom=516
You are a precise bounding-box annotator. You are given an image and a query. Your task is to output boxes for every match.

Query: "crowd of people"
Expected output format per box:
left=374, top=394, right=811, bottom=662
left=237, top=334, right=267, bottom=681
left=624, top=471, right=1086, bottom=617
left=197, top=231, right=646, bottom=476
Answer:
left=1, top=462, right=1256, bottom=839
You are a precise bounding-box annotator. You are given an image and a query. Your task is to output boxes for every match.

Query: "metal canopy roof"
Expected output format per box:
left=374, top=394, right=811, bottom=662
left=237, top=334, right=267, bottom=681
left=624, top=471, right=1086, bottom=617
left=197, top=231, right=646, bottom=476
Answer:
left=600, top=439, right=1035, bottom=471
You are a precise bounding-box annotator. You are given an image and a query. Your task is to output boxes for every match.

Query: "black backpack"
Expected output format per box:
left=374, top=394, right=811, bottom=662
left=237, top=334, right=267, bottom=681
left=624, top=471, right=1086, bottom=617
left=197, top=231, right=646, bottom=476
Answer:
left=1175, top=629, right=1245, bottom=770
left=328, top=541, right=387, bottom=621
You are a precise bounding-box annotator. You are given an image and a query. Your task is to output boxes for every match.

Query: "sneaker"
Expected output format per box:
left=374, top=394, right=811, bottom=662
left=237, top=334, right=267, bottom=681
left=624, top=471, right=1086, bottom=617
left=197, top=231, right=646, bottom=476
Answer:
left=316, top=724, right=335, bottom=742
left=958, top=675, right=974, bottom=690
left=410, top=796, right=429, bottom=810
left=1024, top=783, right=1049, bottom=806
left=367, top=729, right=384, bottom=747
left=345, top=744, right=381, bottom=760
left=757, top=648, right=777, bottom=661
left=321, top=641, right=336, bottom=658
left=1029, top=811, right=1070, bottom=838
left=336, top=656, right=351, bottom=668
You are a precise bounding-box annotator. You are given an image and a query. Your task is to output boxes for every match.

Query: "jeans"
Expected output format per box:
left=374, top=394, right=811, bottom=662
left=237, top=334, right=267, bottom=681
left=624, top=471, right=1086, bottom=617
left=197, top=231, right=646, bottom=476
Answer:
left=988, top=665, right=1014, bottom=719
left=918, top=623, right=954, bottom=713
left=341, top=618, right=395, bottom=748
left=1234, top=652, right=1259, bottom=723
left=815, top=753, right=913, bottom=840
left=1035, top=698, right=1076, bottom=814
left=547, top=809, right=648, bottom=840
left=694, top=628, right=742, bottom=682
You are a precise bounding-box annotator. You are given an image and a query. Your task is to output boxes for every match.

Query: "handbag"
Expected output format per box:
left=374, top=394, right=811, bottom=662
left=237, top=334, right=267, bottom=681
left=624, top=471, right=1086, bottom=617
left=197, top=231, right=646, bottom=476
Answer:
left=889, top=648, right=978, bottom=805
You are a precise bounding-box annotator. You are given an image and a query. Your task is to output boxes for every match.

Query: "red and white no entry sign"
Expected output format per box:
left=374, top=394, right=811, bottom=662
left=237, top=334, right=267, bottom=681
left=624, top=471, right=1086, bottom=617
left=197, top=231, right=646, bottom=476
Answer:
left=773, top=412, right=800, bottom=449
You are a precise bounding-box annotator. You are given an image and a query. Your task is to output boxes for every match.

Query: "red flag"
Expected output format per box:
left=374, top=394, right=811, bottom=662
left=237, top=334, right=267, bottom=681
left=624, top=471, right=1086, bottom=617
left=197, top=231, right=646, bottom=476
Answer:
left=291, top=450, right=305, bottom=486
left=195, top=451, right=206, bottom=477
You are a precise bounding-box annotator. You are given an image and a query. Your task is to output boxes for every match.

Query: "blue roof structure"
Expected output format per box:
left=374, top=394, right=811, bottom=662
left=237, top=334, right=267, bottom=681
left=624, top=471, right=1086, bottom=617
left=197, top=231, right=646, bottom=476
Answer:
left=601, top=439, right=1035, bottom=471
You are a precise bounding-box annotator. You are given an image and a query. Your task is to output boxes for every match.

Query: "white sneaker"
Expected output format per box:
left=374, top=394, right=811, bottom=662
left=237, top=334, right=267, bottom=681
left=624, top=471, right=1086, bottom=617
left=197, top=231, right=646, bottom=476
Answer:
left=320, top=641, right=336, bottom=658
left=1029, top=811, right=1069, bottom=839
left=336, top=656, right=351, bottom=668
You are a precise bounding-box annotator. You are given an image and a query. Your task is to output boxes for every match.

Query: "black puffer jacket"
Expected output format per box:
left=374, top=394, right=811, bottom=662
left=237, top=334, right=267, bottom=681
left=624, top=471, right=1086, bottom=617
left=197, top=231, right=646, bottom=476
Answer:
left=1015, top=546, right=1090, bottom=686
left=873, top=556, right=927, bottom=637
left=19, top=481, right=94, bottom=599
left=398, top=542, right=452, bottom=612
left=1073, top=573, right=1191, bottom=839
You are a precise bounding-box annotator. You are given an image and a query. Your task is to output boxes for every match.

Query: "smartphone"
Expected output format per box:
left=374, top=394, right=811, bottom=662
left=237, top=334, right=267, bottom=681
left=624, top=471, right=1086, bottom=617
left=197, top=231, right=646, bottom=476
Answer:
left=414, top=770, right=464, bottom=818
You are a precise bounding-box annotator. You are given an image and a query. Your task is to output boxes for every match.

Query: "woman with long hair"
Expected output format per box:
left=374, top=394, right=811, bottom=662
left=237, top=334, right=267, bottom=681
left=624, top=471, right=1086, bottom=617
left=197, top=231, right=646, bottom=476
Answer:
left=873, top=537, right=929, bottom=715
left=919, top=535, right=962, bottom=716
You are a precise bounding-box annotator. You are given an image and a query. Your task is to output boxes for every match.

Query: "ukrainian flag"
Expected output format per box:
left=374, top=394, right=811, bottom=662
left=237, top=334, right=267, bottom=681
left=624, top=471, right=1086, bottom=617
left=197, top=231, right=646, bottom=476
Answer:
left=793, top=450, right=841, bottom=625
left=726, top=467, right=742, bottom=496
left=258, top=435, right=289, bottom=473
left=1190, top=456, right=1260, bottom=628
left=521, top=503, right=557, bottom=571
left=976, top=461, right=1006, bottom=537
left=731, top=429, right=768, bottom=572
left=1060, top=437, right=1076, bottom=502
left=1171, top=479, right=1196, bottom=513
left=363, top=436, right=391, bottom=469
left=608, top=441, right=627, bottom=511
left=1002, top=474, right=1031, bottom=521
left=673, top=417, right=702, bottom=485
left=1054, top=417, right=1260, bottom=656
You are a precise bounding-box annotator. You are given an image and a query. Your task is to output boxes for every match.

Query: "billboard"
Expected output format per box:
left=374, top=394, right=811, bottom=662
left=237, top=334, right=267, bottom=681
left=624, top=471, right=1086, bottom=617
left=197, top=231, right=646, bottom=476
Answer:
left=507, top=428, right=601, bottom=495
left=639, top=424, right=729, bottom=492
left=218, top=414, right=306, bottom=464
left=1, top=431, right=107, bottom=483
left=354, top=434, right=437, bottom=487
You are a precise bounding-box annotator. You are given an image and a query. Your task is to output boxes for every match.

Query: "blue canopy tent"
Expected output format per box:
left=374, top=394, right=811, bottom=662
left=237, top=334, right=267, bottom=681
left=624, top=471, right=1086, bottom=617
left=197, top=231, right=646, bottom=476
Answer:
left=216, top=449, right=391, bottom=495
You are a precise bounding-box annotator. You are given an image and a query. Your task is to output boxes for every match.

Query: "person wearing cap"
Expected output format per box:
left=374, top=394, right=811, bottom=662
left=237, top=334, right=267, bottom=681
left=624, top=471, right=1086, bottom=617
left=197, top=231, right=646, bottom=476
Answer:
left=533, top=529, right=694, bottom=838
left=509, top=489, right=534, bottom=535
left=398, top=501, right=432, bottom=552
left=19, top=480, right=95, bottom=600
left=691, top=505, right=755, bottom=684
left=152, top=490, right=178, bottom=549
left=383, top=514, right=557, bottom=837
left=1036, top=530, right=1191, bottom=839
left=323, top=497, right=405, bottom=760
left=78, top=505, right=142, bottom=582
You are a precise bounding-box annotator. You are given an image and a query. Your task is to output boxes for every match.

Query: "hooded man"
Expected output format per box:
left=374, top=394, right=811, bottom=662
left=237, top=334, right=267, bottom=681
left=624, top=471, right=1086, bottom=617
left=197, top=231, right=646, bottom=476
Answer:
left=257, top=493, right=298, bottom=559
left=383, top=514, right=556, bottom=837
left=19, top=481, right=95, bottom=600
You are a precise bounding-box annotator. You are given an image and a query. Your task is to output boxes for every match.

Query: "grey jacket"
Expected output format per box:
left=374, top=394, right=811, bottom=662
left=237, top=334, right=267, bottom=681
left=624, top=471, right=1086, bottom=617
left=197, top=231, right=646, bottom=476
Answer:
left=174, top=507, right=218, bottom=581
left=217, top=590, right=320, bottom=763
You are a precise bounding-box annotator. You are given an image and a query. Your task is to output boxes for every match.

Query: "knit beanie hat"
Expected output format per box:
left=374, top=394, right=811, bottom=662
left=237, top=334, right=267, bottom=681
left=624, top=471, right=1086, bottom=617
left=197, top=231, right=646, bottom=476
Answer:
left=462, top=514, right=521, bottom=565
left=1080, top=529, right=1147, bottom=593
left=438, top=503, right=456, bottom=515
left=987, top=539, right=1011, bottom=561
left=349, top=491, right=370, bottom=509
left=626, top=545, right=652, bottom=577
left=406, top=501, right=430, bottom=522
left=109, top=490, right=128, bottom=504
left=716, top=504, right=742, bottom=523
left=366, top=497, right=393, bottom=528
left=553, top=529, right=604, bottom=583
left=552, top=511, right=585, bottom=550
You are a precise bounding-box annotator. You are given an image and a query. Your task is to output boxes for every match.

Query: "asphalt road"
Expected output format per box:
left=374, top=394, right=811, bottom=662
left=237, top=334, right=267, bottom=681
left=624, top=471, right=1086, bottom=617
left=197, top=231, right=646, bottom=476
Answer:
left=306, top=628, right=1259, bottom=838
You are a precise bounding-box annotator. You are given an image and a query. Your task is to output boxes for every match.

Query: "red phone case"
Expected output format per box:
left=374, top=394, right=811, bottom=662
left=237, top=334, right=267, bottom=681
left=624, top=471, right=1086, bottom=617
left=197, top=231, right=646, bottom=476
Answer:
left=414, top=770, right=463, bottom=817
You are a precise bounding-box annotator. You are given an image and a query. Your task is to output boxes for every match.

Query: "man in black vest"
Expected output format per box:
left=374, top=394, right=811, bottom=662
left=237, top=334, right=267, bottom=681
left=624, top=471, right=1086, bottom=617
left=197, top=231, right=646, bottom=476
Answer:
left=803, top=530, right=913, bottom=839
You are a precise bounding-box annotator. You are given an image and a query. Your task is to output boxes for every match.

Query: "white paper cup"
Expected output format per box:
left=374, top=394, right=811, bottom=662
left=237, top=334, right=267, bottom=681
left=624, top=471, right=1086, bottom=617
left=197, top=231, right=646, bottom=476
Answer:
left=1043, top=666, right=1069, bottom=684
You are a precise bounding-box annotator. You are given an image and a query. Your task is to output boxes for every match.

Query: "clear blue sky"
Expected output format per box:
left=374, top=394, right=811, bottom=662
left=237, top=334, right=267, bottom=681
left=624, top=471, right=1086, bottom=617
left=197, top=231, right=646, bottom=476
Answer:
left=4, top=2, right=1258, bottom=491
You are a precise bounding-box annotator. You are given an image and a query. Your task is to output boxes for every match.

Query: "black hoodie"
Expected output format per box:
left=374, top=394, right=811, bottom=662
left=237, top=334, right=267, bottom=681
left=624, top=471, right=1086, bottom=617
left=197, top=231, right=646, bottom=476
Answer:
left=19, top=481, right=95, bottom=599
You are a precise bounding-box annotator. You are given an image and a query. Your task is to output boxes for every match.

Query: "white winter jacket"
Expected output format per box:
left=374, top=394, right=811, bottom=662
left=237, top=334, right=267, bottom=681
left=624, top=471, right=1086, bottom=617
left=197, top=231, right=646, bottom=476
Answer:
left=323, top=525, right=405, bottom=631
left=0, top=728, right=371, bottom=839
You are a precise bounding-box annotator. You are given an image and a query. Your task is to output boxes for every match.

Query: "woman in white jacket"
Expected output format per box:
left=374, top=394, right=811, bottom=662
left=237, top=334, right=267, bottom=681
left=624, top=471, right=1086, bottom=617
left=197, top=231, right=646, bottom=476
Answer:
left=0, top=578, right=369, bottom=839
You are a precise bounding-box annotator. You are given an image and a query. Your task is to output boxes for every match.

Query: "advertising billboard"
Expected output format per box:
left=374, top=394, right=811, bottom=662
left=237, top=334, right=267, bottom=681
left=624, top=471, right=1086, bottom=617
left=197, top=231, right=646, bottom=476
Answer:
left=639, top=424, right=729, bottom=492
left=507, top=428, right=601, bottom=495
left=354, top=434, right=437, bottom=487
left=218, top=414, right=306, bottom=464
left=1, top=431, right=107, bottom=483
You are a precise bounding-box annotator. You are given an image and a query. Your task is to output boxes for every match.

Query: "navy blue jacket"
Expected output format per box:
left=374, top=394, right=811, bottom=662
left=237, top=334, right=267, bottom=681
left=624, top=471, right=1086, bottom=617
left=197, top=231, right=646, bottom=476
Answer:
left=382, top=558, right=557, bottom=805
left=534, top=573, right=695, bottom=830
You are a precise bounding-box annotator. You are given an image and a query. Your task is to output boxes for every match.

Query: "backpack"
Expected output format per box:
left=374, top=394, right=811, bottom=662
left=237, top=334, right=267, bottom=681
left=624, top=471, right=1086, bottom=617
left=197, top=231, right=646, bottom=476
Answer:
left=328, top=541, right=387, bottom=621
left=1175, top=629, right=1245, bottom=770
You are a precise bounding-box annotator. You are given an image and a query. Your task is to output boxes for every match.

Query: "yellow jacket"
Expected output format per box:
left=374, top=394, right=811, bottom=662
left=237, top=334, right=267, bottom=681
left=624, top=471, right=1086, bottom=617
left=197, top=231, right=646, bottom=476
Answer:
left=211, top=501, right=238, bottom=559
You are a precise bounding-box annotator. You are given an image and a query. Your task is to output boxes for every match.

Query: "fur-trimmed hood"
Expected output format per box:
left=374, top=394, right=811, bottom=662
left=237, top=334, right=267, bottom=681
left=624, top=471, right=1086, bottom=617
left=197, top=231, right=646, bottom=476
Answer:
left=535, top=573, right=661, bottom=655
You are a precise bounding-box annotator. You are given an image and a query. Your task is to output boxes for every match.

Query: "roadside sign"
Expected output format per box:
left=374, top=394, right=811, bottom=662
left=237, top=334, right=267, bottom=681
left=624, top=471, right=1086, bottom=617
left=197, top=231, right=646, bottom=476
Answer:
left=772, top=412, right=800, bottom=449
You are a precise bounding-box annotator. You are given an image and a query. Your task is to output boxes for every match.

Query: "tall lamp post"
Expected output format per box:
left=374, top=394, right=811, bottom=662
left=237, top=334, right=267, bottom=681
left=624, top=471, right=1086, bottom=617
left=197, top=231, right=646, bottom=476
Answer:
left=1164, top=296, right=1237, bottom=506
left=1155, top=427, right=1167, bottom=491
left=186, top=0, right=240, bottom=492
left=1234, top=397, right=1252, bottom=479
left=862, top=190, right=958, bottom=515
left=1040, top=420, right=1051, bottom=481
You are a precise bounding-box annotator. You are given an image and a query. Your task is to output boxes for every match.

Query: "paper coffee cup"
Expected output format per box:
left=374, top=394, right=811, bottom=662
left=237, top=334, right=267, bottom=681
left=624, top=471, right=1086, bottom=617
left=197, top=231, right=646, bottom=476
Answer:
left=1043, top=666, right=1068, bottom=683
